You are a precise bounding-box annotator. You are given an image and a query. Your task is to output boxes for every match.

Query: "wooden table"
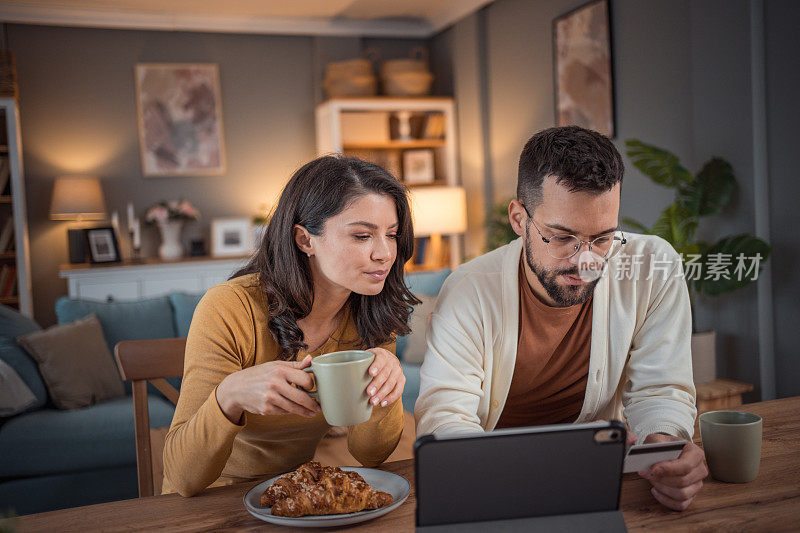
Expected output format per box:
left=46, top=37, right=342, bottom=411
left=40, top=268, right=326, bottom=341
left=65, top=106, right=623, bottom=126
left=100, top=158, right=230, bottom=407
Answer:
left=16, top=397, right=800, bottom=532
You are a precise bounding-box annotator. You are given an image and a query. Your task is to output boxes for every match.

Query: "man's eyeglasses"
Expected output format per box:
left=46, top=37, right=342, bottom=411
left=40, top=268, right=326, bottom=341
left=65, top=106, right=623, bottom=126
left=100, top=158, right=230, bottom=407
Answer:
left=520, top=202, right=627, bottom=260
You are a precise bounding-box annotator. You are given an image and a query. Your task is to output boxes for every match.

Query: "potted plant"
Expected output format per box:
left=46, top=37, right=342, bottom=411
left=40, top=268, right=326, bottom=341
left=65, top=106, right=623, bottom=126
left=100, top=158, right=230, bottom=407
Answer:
left=485, top=199, right=519, bottom=252
left=623, top=140, right=771, bottom=383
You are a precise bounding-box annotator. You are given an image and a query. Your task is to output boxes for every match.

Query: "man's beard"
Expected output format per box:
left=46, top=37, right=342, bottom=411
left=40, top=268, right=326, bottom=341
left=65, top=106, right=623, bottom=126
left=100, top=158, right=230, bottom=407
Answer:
left=524, top=235, right=601, bottom=308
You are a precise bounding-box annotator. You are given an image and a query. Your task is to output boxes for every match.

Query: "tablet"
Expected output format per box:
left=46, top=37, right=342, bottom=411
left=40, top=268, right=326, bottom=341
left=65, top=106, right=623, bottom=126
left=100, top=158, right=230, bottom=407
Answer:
left=414, top=421, right=627, bottom=528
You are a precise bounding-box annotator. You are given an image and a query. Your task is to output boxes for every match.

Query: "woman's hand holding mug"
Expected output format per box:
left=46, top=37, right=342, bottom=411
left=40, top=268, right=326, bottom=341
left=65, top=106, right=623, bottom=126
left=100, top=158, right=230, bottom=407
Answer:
left=216, top=355, right=321, bottom=424
left=365, top=347, right=406, bottom=408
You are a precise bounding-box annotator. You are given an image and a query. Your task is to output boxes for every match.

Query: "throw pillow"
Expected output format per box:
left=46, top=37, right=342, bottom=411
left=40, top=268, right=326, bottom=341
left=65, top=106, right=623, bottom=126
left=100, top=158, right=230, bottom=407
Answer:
left=402, top=294, right=436, bottom=365
left=169, top=292, right=203, bottom=338
left=0, top=303, right=42, bottom=343
left=0, top=341, right=48, bottom=410
left=54, top=295, right=177, bottom=355
left=17, top=314, right=125, bottom=410
left=0, top=358, right=38, bottom=417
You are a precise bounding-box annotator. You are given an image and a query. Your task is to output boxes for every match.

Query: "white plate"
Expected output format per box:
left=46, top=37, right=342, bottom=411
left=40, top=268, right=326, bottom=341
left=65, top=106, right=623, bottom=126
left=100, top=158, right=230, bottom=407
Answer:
left=243, top=467, right=411, bottom=528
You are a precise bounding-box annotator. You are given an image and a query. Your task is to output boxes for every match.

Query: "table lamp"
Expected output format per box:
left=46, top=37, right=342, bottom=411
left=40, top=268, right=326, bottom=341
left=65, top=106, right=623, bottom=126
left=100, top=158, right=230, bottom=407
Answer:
left=410, top=186, right=467, bottom=268
left=50, top=176, right=107, bottom=263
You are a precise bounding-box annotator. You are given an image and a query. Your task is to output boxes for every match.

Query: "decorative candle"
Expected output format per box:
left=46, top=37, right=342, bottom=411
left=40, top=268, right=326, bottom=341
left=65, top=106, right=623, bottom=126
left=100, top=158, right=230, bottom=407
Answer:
left=111, top=211, right=119, bottom=233
left=127, top=202, right=135, bottom=232
left=132, top=217, right=141, bottom=249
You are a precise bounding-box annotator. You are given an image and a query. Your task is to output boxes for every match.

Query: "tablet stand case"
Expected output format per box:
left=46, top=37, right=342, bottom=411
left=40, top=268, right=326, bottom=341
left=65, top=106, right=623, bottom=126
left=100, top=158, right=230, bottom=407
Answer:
left=415, top=421, right=627, bottom=532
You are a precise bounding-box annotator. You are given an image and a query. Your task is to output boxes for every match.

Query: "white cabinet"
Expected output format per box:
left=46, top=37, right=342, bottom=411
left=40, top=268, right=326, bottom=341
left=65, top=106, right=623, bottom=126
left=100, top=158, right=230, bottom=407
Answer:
left=59, top=256, right=248, bottom=302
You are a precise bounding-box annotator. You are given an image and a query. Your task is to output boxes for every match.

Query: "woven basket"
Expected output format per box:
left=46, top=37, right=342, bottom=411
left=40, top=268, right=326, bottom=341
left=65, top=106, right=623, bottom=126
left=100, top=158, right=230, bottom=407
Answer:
left=382, top=71, right=433, bottom=97
left=323, top=74, right=377, bottom=98
left=325, top=57, right=374, bottom=79
left=380, top=46, right=429, bottom=77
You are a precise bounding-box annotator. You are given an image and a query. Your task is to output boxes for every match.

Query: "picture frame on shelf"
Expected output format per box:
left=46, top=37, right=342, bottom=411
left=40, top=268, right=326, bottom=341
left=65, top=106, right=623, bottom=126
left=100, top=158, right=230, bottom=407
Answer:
left=211, top=218, right=252, bottom=257
left=84, top=227, right=121, bottom=264
left=402, top=149, right=435, bottom=184
left=553, top=0, right=615, bottom=137
left=135, top=63, right=227, bottom=177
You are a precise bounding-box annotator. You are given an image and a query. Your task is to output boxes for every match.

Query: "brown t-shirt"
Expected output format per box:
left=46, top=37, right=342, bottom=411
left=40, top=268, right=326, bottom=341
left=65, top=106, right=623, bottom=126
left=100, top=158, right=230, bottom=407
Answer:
left=495, top=259, right=592, bottom=428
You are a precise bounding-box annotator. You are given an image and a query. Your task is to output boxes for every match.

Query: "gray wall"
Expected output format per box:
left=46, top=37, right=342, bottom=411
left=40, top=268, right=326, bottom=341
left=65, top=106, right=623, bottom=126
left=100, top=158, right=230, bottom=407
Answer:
left=9, top=25, right=319, bottom=326
left=432, top=0, right=791, bottom=400
left=8, top=25, right=431, bottom=327
left=765, top=0, right=800, bottom=397
left=431, top=0, right=694, bottom=254
left=689, top=1, right=761, bottom=397
left=431, top=12, right=490, bottom=259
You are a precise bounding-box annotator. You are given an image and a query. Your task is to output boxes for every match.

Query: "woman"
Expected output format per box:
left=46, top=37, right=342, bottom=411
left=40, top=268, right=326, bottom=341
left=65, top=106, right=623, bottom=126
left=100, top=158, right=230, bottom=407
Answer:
left=162, top=156, right=419, bottom=497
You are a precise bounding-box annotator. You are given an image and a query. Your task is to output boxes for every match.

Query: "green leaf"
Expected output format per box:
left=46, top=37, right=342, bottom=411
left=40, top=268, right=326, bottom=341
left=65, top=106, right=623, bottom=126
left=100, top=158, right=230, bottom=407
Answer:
left=625, top=139, right=693, bottom=188
left=695, top=234, right=772, bottom=296
left=650, top=204, right=698, bottom=248
left=621, top=217, right=650, bottom=234
left=678, top=158, right=736, bottom=216
left=485, top=200, right=518, bottom=252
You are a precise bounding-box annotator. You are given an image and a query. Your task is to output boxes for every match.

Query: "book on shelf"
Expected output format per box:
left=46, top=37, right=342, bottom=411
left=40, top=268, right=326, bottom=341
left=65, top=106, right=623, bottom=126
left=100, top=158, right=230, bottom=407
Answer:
left=423, top=113, right=446, bottom=139
left=0, top=156, right=9, bottom=195
left=0, top=216, right=13, bottom=252
left=0, top=265, right=10, bottom=298
left=0, top=264, right=10, bottom=295
left=2, top=265, right=16, bottom=297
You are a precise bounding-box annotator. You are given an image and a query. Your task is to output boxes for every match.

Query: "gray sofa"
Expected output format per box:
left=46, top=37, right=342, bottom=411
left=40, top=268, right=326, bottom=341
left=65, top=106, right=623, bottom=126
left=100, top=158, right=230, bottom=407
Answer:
left=0, top=268, right=450, bottom=515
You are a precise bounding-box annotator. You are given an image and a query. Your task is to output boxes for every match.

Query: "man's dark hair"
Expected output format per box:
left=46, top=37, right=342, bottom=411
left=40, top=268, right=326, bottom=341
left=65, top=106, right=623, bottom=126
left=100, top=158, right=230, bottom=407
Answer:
left=517, top=126, right=623, bottom=209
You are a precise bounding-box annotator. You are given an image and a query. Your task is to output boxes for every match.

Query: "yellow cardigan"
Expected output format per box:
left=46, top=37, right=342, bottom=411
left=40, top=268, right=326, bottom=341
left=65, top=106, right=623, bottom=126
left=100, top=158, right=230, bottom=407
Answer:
left=162, top=273, right=404, bottom=496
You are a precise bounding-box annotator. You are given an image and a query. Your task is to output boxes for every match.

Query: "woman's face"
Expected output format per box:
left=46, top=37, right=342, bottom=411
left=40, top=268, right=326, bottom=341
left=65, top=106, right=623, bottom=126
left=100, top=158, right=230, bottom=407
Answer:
left=307, top=193, right=399, bottom=296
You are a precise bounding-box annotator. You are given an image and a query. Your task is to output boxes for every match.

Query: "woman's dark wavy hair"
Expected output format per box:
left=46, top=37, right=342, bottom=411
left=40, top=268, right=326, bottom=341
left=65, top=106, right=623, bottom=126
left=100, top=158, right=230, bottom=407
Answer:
left=233, top=155, right=420, bottom=360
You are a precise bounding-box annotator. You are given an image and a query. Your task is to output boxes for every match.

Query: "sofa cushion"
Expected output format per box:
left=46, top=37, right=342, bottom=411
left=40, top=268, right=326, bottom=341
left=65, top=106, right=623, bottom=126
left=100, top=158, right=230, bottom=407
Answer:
left=397, top=269, right=449, bottom=360
left=0, top=395, right=175, bottom=478
left=169, top=292, right=202, bottom=338
left=0, top=303, right=41, bottom=343
left=0, top=358, right=38, bottom=417
left=401, top=294, right=436, bottom=364
left=401, top=362, right=421, bottom=412
left=0, top=341, right=48, bottom=411
left=55, top=295, right=178, bottom=355
left=17, top=314, right=125, bottom=410
left=404, top=268, right=451, bottom=297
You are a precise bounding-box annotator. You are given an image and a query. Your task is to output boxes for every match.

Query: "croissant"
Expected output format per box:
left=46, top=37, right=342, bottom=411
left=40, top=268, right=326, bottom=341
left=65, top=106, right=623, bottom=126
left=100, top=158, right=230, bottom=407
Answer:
left=271, top=472, right=393, bottom=517
left=260, top=461, right=323, bottom=507
left=260, top=462, right=371, bottom=508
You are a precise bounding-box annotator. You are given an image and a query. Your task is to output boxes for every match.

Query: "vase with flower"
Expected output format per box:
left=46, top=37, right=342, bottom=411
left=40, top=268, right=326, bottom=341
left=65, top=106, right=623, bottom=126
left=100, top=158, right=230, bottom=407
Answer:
left=145, top=199, right=200, bottom=261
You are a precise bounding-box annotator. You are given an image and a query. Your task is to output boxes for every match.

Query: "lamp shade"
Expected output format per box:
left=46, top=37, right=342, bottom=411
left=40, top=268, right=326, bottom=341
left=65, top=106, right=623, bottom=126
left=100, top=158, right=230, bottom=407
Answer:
left=50, top=176, right=107, bottom=221
left=410, top=186, right=467, bottom=237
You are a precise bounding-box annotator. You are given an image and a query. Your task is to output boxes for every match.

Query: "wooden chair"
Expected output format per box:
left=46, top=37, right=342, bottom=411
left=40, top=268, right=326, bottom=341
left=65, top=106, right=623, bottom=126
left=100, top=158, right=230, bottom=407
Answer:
left=115, top=338, right=186, bottom=497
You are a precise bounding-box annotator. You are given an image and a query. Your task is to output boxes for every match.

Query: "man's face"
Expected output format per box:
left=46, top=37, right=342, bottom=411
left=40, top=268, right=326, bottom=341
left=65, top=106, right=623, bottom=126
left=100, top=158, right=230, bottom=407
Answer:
left=509, top=176, right=621, bottom=307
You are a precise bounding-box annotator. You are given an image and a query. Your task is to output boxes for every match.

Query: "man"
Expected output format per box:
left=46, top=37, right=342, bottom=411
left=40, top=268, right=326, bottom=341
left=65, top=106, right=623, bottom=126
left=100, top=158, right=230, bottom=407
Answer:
left=415, top=126, right=707, bottom=511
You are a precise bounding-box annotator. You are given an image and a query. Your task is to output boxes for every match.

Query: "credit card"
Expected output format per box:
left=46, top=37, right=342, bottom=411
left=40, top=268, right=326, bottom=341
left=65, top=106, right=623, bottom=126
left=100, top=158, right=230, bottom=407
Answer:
left=623, top=440, right=686, bottom=474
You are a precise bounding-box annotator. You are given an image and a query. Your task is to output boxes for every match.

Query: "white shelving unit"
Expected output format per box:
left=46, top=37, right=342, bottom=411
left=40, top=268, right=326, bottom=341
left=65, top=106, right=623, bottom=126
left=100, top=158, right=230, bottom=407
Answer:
left=315, top=97, right=462, bottom=270
left=0, top=97, right=33, bottom=317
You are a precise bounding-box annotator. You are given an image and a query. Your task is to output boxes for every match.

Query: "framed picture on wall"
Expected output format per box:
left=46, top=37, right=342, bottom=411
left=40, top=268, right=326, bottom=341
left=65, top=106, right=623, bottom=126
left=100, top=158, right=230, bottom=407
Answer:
left=84, top=227, right=121, bottom=264
left=135, top=63, right=227, bottom=177
left=553, top=0, right=616, bottom=137
left=211, top=218, right=252, bottom=257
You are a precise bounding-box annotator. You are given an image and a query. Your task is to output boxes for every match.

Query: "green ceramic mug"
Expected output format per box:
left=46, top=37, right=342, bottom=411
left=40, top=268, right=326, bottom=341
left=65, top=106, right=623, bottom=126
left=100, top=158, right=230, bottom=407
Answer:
left=699, top=410, right=762, bottom=483
left=303, top=350, right=375, bottom=426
